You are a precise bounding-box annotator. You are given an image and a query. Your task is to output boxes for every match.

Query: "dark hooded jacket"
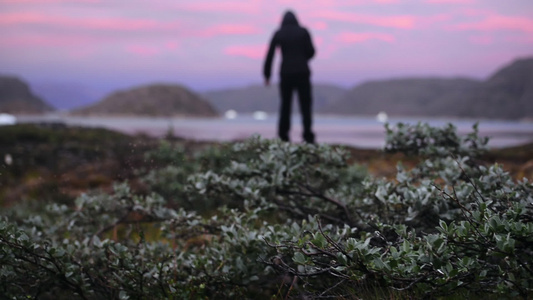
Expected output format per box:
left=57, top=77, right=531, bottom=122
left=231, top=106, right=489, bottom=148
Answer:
left=263, top=11, right=315, bottom=80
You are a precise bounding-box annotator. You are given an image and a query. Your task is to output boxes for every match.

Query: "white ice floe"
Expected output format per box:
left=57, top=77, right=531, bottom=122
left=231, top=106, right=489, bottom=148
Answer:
left=376, top=111, right=388, bottom=123
left=253, top=111, right=268, bottom=120
left=0, top=113, right=16, bottom=126
left=224, top=109, right=238, bottom=119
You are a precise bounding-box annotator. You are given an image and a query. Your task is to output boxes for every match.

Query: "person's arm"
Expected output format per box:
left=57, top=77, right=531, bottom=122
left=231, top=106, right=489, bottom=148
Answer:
left=263, top=33, right=278, bottom=85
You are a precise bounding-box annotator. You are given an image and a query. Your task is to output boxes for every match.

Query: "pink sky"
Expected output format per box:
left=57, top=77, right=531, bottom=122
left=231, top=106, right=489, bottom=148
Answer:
left=1, top=0, right=532, bottom=107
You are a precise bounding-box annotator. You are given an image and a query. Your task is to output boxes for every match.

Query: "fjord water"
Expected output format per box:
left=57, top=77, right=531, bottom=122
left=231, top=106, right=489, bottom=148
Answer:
left=17, top=114, right=533, bottom=149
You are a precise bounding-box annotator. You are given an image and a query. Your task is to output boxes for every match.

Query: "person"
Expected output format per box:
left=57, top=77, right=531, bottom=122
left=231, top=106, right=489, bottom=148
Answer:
left=263, top=10, right=316, bottom=144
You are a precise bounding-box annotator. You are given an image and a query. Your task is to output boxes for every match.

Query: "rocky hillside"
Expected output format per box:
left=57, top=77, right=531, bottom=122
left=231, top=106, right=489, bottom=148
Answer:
left=73, top=84, right=218, bottom=117
left=321, top=57, right=533, bottom=120
left=0, top=76, right=54, bottom=114
left=321, top=77, right=480, bottom=117
left=203, top=83, right=347, bottom=113
left=457, top=57, right=533, bottom=119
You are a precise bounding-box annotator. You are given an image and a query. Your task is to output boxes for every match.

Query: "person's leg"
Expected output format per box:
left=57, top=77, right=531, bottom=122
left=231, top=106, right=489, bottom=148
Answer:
left=278, top=77, right=294, bottom=142
left=296, top=75, right=315, bottom=143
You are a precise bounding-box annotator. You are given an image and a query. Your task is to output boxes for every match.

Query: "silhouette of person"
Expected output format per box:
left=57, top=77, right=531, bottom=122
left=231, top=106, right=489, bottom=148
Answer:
left=263, top=10, right=316, bottom=144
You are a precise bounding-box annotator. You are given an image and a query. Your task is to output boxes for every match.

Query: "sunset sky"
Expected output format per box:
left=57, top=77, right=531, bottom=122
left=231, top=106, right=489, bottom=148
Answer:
left=1, top=0, right=532, bottom=107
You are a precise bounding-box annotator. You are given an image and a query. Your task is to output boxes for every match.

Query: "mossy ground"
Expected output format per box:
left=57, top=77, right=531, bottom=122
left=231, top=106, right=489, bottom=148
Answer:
left=1, top=123, right=531, bottom=208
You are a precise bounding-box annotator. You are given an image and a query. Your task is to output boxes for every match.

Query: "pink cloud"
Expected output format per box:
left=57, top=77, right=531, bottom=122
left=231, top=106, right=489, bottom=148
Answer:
left=314, top=36, right=324, bottom=47
left=0, top=12, right=49, bottom=24
left=311, top=11, right=416, bottom=29
left=313, top=36, right=340, bottom=59
left=451, top=14, right=533, bottom=32
left=469, top=34, right=493, bottom=45
left=335, top=32, right=396, bottom=43
left=0, top=34, right=95, bottom=47
left=165, top=41, right=179, bottom=50
left=459, top=8, right=495, bottom=17
left=177, top=2, right=261, bottom=14
left=1, top=33, right=100, bottom=59
left=3, top=12, right=262, bottom=39
left=1, top=0, right=99, bottom=3
left=373, top=0, right=401, bottom=3
left=67, top=46, right=98, bottom=59
left=0, top=12, right=179, bottom=31
left=311, top=21, right=328, bottom=31
left=79, top=19, right=168, bottom=31
left=504, top=35, right=533, bottom=44
left=416, top=14, right=453, bottom=27
left=126, top=45, right=160, bottom=56
left=199, top=24, right=261, bottom=37
left=424, top=0, right=476, bottom=3
left=224, top=45, right=266, bottom=59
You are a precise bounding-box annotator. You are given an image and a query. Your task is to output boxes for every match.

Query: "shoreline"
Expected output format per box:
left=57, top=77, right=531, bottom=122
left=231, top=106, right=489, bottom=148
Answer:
left=10, top=113, right=533, bottom=149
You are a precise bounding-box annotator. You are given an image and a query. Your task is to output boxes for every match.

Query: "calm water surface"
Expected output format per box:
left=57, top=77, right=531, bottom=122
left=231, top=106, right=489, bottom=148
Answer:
left=17, top=114, right=533, bottom=149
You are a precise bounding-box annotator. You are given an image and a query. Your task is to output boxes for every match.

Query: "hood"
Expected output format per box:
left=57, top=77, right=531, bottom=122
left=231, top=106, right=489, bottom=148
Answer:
left=281, top=11, right=299, bottom=27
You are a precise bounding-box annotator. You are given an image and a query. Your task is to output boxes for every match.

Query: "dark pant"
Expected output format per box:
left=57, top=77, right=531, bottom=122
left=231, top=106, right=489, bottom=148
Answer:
left=278, top=74, right=315, bottom=143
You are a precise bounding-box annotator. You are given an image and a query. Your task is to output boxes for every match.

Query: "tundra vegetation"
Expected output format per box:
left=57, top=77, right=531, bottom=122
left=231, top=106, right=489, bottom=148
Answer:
left=1, top=123, right=532, bottom=299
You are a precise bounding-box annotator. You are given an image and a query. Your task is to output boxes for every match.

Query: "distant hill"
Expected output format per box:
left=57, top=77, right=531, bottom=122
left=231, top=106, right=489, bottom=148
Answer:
left=73, top=84, right=218, bottom=117
left=321, top=77, right=481, bottom=117
left=203, top=83, right=347, bottom=113
left=321, top=57, right=533, bottom=120
left=0, top=76, right=54, bottom=114
left=456, top=57, right=533, bottom=119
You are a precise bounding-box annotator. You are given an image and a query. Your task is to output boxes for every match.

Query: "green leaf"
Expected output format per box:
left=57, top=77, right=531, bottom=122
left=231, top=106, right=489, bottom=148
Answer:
left=293, top=252, right=307, bottom=265
left=312, top=233, right=327, bottom=248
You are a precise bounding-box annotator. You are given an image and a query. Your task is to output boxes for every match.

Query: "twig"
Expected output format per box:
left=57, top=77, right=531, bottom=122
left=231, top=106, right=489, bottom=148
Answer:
left=318, top=278, right=346, bottom=297
left=316, top=217, right=350, bottom=260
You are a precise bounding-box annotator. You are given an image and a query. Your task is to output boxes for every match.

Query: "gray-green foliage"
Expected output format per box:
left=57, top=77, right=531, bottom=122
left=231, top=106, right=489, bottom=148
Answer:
left=1, top=124, right=531, bottom=299
left=141, top=140, right=235, bottom=212
left=385, top=122, right=488, bottom=157
left=187, top=135, right=367, bottom=223
left=269, top=124, right=532, bottom=298
left=270, top=172, right=532, bottom=298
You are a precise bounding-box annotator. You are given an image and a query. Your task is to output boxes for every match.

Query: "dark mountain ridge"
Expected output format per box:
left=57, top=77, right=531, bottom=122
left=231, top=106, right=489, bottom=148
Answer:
left=0, top=76, right=54, bottom=114
left=457, top=57, right=533, bottom=119
left=72, top=83, right=218, bottom=117
left=3, top=57, right=531, bottom=120
left=322, top=77, right=481, bottom=116
left=321, top=57, right=533, bottom=120
left=203, top=83, right=347, bottom=113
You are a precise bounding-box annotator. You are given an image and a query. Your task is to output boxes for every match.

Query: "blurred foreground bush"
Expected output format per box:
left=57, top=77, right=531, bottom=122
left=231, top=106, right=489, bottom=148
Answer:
left=1, top=123, right=531, bottom=299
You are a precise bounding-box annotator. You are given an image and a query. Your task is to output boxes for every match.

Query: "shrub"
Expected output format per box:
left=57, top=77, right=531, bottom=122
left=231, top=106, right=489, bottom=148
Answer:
left=1, top=124, right=531, bottom=299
